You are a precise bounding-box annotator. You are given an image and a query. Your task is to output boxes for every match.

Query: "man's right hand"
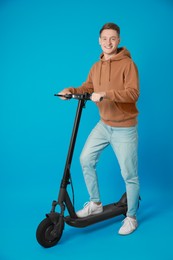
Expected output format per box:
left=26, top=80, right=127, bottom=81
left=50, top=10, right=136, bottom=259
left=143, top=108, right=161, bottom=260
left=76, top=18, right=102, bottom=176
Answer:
left=57, top=89, right=72, bottom=100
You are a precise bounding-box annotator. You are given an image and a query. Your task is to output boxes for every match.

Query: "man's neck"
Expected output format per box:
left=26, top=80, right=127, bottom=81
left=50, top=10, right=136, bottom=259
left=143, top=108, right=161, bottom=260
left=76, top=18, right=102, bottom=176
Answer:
left=104, top=50, right=117, bottom=60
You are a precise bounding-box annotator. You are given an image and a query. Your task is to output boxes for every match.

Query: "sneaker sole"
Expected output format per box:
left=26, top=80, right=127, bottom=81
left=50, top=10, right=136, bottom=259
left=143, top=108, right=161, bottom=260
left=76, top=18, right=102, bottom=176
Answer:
left=118, top=227, right=137, bottom=235
left=76, top=209, right=103, bottom=218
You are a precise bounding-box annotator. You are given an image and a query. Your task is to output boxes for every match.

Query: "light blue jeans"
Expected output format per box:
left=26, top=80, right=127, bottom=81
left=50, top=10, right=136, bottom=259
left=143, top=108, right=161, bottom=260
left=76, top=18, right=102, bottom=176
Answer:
left=80, top=121, right=139, bottom=217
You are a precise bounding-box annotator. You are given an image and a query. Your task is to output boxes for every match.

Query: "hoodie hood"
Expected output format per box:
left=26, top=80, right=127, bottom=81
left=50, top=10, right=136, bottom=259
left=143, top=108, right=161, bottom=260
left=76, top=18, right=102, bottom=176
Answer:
left=100, top=47, right=131, bottom=61
left=99, top=47, right=131, bottom=84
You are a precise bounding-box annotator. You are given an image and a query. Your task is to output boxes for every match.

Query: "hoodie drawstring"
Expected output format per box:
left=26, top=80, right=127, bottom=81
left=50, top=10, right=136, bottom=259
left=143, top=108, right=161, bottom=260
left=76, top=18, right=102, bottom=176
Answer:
left=109, top=60, right=111, bottom=82
left=99, top=60, right=111, bottom=85
left=99, top=61, right=102, bottom=85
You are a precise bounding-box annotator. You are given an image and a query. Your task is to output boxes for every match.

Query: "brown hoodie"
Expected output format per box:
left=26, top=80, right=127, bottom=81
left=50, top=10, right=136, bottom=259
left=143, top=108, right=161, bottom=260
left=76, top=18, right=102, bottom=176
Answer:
left=68, top=47, right=139, bottom=127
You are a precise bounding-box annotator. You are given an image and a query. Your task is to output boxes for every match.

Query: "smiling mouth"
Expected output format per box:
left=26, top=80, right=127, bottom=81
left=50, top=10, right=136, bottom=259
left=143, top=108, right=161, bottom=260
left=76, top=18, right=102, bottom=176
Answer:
left=104, top=46, right=113, bottom=49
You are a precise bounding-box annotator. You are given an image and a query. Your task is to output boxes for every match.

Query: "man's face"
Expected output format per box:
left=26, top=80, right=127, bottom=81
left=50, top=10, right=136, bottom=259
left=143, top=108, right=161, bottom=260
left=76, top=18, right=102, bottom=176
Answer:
left=99, top=29, right=120, bottom=56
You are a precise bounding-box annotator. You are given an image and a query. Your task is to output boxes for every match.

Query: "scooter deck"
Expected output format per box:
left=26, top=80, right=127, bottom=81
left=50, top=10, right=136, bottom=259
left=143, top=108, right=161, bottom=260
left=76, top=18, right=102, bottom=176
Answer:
left=65, top=202, right=127, bottom=228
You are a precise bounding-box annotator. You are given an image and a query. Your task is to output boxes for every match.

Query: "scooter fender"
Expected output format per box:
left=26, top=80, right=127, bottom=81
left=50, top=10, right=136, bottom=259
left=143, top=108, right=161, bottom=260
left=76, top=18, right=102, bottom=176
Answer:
left=46, top=212, right=61, bottom=225
left=46, top=212, right=65, bottom=238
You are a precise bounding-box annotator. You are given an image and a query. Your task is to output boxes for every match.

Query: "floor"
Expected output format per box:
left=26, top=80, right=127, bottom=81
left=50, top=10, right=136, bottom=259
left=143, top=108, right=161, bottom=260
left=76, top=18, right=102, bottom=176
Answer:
left=1, top=183, right=173, bottom=260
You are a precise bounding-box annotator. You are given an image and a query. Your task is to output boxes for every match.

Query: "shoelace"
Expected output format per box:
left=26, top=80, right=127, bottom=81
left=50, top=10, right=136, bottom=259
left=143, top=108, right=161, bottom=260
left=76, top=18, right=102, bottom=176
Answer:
left=83, top=201, right=93, bottom=214
left=83, top=202, right=90, bottom=208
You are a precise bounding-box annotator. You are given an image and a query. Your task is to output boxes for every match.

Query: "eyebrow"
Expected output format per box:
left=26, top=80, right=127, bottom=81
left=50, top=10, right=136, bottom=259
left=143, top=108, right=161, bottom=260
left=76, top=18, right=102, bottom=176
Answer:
left=101, top=36, right=118, bottom=39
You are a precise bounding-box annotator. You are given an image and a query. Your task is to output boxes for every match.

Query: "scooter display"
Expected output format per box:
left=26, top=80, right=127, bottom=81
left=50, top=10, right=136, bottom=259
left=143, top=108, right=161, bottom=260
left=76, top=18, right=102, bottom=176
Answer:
left=36, top=93, right=130, bottom=248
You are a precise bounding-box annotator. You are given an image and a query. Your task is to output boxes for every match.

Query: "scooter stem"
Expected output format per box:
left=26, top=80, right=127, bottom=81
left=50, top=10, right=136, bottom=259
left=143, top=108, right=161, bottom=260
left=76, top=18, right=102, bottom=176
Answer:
left=61, top=98, right=86, bottom=188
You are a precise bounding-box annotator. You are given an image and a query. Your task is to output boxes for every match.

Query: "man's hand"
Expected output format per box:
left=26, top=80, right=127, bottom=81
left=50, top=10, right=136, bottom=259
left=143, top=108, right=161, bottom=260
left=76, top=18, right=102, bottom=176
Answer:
left=57, top=89, right=72, bottom=100
left=91, top=92, right=106, bottom=102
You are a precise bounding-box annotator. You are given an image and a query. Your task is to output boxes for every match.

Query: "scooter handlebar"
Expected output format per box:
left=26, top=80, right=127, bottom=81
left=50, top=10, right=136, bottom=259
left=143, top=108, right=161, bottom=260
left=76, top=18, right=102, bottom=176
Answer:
left=54, top=93, right=91, bottom=100
left=54, top=93, right=103, bottom=101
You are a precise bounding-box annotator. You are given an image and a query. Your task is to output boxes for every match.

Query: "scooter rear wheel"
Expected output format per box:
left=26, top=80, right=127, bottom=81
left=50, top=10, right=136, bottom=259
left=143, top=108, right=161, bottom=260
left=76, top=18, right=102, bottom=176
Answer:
left=36, top=217, right=64, bottom=248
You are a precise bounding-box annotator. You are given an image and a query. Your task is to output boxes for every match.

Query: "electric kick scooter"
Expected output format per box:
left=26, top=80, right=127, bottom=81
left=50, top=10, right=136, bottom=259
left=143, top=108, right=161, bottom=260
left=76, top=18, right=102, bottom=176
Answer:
left=36, top=93, right=136, bottom=248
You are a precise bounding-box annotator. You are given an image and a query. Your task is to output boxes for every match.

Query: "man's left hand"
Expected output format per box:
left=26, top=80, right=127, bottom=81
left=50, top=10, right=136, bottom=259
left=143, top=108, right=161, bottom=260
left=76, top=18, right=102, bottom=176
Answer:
left=91, top=92, right=105, bottom=102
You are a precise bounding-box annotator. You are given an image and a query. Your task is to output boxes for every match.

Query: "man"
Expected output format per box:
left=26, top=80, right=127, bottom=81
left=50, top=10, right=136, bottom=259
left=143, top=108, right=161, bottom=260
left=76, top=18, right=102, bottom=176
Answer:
left=58, top=23, right=140, bottom=235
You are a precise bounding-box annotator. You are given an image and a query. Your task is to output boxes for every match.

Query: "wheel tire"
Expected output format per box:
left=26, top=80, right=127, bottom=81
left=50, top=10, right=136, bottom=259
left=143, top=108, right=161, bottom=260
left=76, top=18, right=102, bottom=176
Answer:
left=36, top=217, right=64, bottom=248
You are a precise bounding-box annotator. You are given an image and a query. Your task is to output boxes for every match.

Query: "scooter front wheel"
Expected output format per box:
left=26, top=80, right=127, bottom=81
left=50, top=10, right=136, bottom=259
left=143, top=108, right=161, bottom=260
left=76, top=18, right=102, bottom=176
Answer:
left=36, top=216, right=64, bottom=248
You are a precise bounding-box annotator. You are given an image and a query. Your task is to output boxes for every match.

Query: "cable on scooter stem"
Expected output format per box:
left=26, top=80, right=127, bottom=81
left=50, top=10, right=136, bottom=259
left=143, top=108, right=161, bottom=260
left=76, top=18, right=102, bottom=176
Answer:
left=54, top=92, right=91, bottom=209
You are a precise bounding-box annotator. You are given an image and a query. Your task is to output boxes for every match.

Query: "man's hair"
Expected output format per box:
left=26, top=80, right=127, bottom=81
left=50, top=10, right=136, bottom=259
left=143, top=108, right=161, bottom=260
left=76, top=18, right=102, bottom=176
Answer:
left=99, top=23, right=120, bottom=36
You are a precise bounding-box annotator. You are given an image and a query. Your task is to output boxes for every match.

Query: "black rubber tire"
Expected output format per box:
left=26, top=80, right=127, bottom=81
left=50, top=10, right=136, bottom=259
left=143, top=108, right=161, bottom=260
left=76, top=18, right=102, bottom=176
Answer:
left=36, top=217, right=64, bottom=248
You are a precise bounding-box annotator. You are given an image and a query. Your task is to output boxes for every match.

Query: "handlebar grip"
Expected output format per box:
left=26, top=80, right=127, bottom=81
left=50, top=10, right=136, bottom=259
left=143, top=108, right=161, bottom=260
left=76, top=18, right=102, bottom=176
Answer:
left=54, top=94, right=72, bottom=99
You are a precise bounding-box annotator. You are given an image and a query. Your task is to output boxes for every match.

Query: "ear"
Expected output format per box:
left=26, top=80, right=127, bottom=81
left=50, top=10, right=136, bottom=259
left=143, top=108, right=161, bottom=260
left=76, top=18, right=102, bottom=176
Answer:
left=99, top=37, right=101, bottom=45
left=118, top=37, right=120, bottom=44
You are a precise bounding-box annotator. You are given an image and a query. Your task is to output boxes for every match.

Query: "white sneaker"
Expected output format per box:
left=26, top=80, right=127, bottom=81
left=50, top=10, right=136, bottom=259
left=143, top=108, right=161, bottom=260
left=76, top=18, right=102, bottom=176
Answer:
left=118, top=217, right=138, bottom=235
left=76, top=201, right=103, bottom=218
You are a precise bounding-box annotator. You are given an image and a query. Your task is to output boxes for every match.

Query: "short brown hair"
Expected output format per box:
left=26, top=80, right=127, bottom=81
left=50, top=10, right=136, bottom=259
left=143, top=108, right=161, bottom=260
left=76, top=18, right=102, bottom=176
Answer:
left=99, top=23, right=120, bottom=36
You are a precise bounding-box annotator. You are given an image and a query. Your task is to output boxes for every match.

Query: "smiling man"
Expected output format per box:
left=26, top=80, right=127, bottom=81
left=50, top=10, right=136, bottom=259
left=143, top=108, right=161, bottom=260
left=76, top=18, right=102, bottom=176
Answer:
left=58, top=23, right=140, bottom=235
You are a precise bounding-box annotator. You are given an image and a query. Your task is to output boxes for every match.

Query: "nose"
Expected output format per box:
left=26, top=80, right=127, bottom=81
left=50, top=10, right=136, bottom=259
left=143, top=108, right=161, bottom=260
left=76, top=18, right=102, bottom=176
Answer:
left=106, top=38, right=111, bottom=45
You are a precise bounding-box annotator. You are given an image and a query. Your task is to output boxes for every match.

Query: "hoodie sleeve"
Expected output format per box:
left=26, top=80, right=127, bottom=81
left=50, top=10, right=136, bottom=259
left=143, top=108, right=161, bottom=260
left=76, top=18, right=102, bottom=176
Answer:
left=66, top=68, right=94, bottom=95
left=105, top=61, right=139, bottom=103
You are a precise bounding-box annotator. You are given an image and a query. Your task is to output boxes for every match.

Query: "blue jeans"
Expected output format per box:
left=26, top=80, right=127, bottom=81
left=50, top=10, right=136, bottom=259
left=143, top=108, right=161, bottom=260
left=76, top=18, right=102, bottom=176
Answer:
left=80, top=121, right=139, bottom=217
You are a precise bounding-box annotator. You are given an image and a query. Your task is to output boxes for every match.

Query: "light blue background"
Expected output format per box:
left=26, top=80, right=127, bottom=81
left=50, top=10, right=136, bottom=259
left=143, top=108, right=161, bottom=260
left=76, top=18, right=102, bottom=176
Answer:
left=1, top=0, right=173, bottom=259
